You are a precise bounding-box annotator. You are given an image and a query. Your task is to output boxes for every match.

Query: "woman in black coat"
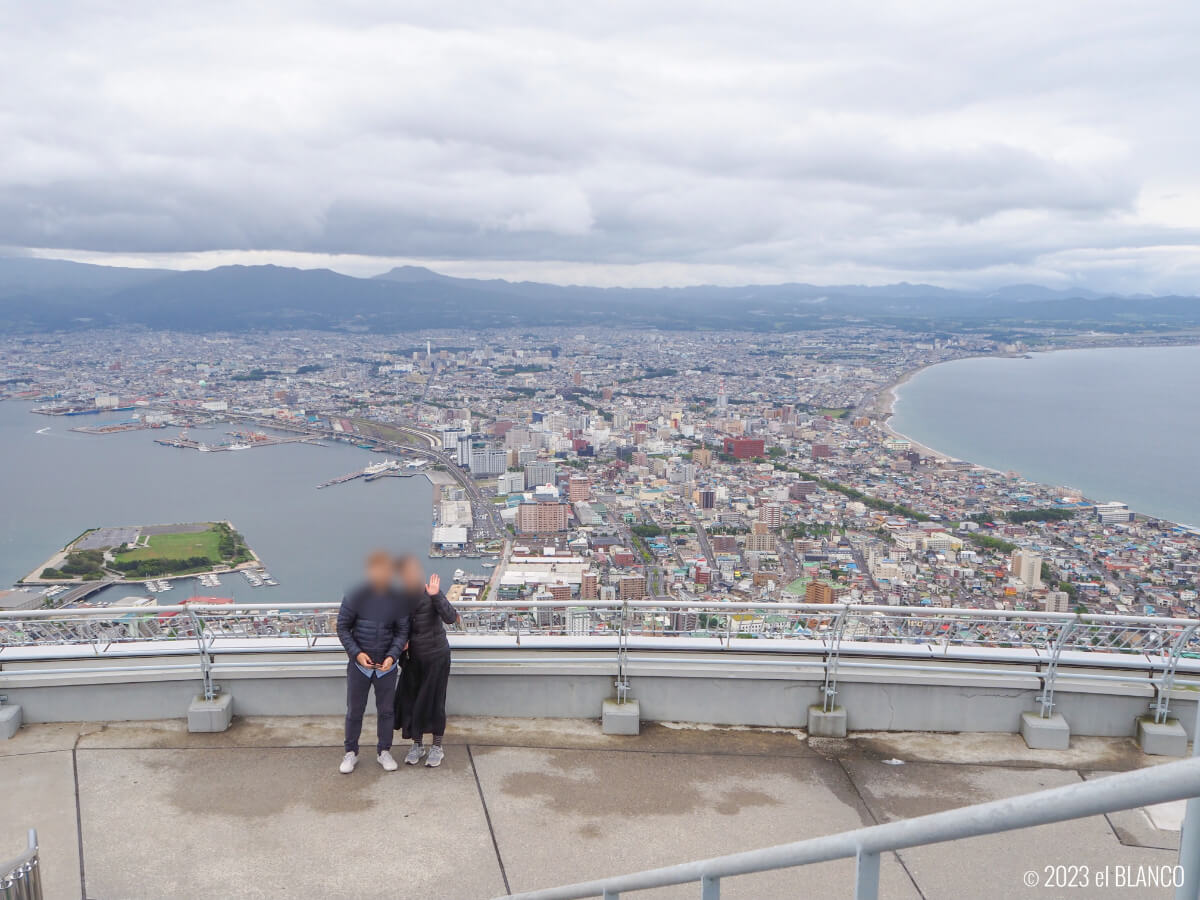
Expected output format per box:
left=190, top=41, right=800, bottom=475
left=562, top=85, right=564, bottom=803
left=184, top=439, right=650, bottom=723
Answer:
left=394, top=556, right=459, bottom=768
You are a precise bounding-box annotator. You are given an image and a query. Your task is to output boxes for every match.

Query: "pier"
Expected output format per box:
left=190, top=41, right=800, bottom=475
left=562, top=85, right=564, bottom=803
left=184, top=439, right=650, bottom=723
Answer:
left=155, top=431, right=318, bottom=452
left=316, top=459, right=412, bottom=488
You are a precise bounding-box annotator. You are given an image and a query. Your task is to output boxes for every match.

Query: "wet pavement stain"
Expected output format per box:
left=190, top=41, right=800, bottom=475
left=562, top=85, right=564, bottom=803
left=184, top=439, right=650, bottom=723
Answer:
left=497, top=749, right=787, bottom=821
left=139, top=749, right=425, bottom=819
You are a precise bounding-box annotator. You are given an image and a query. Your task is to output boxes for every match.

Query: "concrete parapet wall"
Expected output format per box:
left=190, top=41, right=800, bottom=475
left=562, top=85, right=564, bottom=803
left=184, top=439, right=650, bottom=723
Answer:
left=0, top=644, right=1193, bottom=737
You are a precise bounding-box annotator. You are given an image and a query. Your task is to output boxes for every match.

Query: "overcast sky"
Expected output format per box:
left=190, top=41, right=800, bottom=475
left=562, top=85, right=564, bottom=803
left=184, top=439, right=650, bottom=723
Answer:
left=1, top=1, right=1197, bottom=291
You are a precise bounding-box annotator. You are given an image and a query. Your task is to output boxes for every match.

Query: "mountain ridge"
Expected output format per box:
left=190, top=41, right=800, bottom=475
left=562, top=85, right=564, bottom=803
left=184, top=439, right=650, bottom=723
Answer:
left=0, top=256, right=1194, bottom=334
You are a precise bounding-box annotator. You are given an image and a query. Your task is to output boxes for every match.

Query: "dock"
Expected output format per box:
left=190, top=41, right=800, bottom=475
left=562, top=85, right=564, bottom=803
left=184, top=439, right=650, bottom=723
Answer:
left=71, top=421, right=158, bottom=435
left=316, top=459, right=405, bottom=488
left=155, top=432, right=318, bottom=452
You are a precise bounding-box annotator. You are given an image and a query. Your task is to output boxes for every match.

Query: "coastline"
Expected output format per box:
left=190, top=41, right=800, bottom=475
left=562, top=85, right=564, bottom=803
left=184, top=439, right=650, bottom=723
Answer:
left=870, top=346, right=1200, bottom=531
left=872, top=359, right=967, bottom=464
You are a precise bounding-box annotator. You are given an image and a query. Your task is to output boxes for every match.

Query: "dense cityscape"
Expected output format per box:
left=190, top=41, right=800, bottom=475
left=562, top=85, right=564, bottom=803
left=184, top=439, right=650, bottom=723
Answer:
left=3, top=324, right=1198, bottom=625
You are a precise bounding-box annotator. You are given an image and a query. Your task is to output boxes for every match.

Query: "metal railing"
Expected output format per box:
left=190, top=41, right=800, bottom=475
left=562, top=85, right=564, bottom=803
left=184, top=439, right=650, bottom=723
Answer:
left=3, top=600, right=1200, bottom=720
left=0, top=830, right=41, bottom=900
left=501, top=756, right=1200, bottom=900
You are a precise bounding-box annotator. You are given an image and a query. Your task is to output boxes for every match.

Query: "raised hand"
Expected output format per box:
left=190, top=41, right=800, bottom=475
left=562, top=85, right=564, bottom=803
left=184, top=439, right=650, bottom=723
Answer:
left=426, top=573, right=441, bottom=596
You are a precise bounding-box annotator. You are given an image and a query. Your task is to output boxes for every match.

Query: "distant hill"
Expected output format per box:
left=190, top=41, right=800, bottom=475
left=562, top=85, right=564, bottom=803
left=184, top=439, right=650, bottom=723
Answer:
left=0, top=256, right=1196, bottom=334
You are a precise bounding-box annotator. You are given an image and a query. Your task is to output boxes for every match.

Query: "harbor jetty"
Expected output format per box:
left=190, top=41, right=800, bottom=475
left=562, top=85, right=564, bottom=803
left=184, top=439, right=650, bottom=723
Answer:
left=316, top=458, right=410, bottom=489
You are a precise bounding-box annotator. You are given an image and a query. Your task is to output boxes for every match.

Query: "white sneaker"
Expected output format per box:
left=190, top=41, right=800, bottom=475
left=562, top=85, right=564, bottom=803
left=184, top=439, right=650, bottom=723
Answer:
left=377, top=750, right=399, bottom=772
left=339, top=751, right=358, bottom=774
left=425, top=745, right=445, bottom=768
left=404, top=743, right=426, bottom=765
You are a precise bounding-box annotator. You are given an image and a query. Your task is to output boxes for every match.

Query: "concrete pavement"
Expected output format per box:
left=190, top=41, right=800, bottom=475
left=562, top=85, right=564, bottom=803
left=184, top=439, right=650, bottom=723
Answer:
left=0, top=716, right=1188, bottom=899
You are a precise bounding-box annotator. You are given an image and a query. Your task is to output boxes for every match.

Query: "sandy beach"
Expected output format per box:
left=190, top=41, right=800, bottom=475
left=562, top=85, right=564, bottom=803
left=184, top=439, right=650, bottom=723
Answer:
left=871, top=362, right=961, bottom=464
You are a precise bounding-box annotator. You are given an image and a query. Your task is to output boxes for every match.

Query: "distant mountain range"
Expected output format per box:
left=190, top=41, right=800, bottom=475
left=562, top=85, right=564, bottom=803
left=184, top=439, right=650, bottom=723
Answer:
left=0, top=256, right=1197, bottom=334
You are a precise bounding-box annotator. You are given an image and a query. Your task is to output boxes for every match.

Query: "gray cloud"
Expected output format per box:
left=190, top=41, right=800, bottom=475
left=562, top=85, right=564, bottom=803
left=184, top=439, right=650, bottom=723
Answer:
left=0, top=0, right=1197, bottom=291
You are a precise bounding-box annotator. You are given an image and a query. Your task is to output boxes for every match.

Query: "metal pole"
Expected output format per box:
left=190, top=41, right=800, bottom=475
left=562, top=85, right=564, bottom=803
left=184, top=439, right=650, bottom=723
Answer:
left=700, top=875, right=720, bottom=899
left=854, top=849, right=880, bottom=900
left=1158, top=625, right=1198, bottom=724
left=1038, top=619, right=1075, bottom=718
left=1177, top=704, right=1200, bottom=900
left=823, top=607, right=849, bottom=713
left=601, top=891, right=618, bottom=900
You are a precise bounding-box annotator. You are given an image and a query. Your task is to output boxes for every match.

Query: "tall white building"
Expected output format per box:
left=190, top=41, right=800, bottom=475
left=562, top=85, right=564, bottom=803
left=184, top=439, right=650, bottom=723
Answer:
left=1010, top=549, right=1043, bottom=589
left=469, top=448, right=507, bottom=477
left=1043, top=591, right=1071, bottom=613
left=1095, top=502, right=1133, bottom=524
left=497, top=471, right=525, bottom=495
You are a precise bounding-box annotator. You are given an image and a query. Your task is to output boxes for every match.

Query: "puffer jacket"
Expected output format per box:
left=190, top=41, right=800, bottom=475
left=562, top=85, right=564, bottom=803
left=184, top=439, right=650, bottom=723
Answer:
left=336, top=583, right=413, bottom=664
left=406, top=589, right=459, bottom=659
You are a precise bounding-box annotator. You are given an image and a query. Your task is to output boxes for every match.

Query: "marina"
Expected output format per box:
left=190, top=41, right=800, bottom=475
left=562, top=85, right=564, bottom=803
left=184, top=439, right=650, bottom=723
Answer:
left=0, top=402, right=459, bottom=606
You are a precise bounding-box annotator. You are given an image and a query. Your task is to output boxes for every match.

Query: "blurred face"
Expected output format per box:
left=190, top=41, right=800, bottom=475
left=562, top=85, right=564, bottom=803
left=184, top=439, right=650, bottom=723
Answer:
left=366, top=553, right=392, bottom=589
left=397, top=557, right=424, bottom=591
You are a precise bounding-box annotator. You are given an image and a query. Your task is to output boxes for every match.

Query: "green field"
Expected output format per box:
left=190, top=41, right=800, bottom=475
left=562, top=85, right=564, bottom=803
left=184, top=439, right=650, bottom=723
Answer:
left=115, top=530, right=222, bottom=564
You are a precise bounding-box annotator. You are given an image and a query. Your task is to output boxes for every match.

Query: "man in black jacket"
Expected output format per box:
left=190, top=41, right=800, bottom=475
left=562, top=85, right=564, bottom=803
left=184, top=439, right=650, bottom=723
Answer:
left=336, top=550, right=413, bottom=773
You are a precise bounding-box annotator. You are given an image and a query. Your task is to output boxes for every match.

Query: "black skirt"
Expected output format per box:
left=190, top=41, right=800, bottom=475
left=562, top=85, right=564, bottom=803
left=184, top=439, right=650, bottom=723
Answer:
left=395, top=649, right=451, bottom=739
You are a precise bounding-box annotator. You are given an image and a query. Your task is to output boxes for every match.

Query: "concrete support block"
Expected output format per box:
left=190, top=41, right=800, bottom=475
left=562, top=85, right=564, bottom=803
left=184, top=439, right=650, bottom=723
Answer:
left=187, top=693, right=233, bottom=733
left=807, top=704, right=847, bottom=738
left=602, top=699, right=640, bottom=735
left=1020, top=711, right=1070, bottom=750
left=1137, top=716, right=1188, bottom=757
left=0, top=704, right=21, bottom=740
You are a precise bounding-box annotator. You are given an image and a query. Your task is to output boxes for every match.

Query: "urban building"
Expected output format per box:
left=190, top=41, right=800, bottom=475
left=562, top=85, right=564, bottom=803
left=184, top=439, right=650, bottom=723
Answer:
left=516, top=501, right=569, bottom=534
left=618, top=574, right=647, bottom=601
left=524, top=460, right=558, bottom=489
left=722, top=437, right=765, bottom=460
left=1010, top=549, right=1043, bottom=590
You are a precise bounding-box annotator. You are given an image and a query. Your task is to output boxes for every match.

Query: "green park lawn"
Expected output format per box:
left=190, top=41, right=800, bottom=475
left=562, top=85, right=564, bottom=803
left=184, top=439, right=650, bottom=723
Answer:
left=115, top=528, right=222, bottom=565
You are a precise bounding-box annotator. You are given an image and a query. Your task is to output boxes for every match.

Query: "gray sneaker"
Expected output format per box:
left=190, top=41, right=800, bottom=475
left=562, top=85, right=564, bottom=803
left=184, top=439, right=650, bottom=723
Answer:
left=425, top=745, right=445, bottom=768
left=404, top=743, right=425, bottom=766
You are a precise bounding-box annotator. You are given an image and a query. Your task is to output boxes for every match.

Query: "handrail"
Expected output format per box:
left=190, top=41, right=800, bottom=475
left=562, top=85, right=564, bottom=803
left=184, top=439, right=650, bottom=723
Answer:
left=4, top=599, right=1198, bottom=724
left=501, top=759, right=1200, bottom=900
left=0, top=829, right=41, bottom=900
left=0, top=599, right=1196, bottom=626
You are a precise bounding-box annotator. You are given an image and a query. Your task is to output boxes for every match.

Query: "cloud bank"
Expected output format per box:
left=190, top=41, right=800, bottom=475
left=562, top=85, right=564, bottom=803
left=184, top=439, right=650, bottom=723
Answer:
left=1, top=0, right=1198, bottom=291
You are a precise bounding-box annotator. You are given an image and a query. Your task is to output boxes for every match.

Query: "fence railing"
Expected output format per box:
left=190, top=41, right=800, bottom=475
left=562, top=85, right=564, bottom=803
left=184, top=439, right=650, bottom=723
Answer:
left=500, top=756, right=1200, bottom=900
left=2, top=601, right=1199, bottom=720
left=0, top=830, right=41, bottom=900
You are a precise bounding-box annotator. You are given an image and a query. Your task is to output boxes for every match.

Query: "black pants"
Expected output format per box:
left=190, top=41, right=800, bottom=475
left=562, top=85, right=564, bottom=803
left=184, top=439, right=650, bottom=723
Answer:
left=344, top=661, right=398, bottom=754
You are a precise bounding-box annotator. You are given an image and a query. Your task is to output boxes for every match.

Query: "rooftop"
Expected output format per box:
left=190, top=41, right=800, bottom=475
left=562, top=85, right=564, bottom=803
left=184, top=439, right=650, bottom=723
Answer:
left=2, top=716, right=1185, bottom=900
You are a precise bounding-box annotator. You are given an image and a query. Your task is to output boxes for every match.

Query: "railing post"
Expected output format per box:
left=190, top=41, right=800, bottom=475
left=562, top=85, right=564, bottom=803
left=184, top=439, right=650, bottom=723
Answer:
left=615, top=601, right=630, bottom=704
left=602, top=890, right=619, bottom=900
left=823, top=606, right=849, bottom=714
left=854, top=848, right=880, bottom=900
left=700, top=874, right=720, bottom=899
left=186, top=606, right=215, bottom=701
left=1177, top=706, right=1200, bottom=900
left=1157, top=624, right=1198, bottom=725
left=1037, top=617, right=1076, bottom=718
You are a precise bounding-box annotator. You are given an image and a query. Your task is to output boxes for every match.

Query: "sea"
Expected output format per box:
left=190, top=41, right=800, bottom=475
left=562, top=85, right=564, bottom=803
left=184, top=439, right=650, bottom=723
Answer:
left=0, top=401, right=465, bottom=602
left=889, top=345, right=1200, bottom=529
